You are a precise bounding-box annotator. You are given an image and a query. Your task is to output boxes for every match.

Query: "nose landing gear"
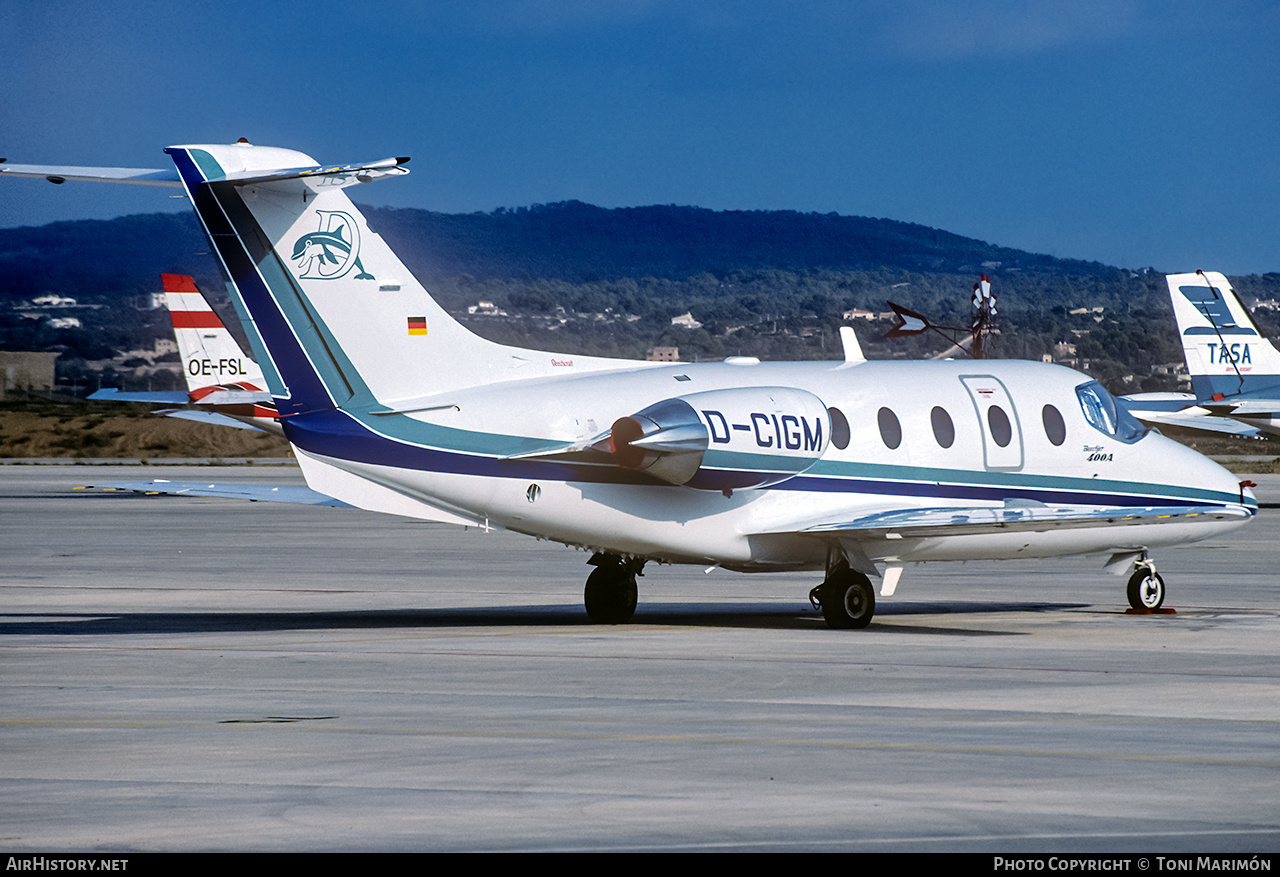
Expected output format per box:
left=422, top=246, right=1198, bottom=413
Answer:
left=1126, top=555, right=1165, bottom=611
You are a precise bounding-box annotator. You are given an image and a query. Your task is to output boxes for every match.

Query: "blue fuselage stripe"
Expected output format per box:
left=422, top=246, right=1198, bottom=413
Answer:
left=283, top=409, right=1236, bottom=509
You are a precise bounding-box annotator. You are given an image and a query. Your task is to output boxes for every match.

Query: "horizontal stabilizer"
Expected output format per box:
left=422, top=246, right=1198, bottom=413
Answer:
left=0, top=164, right=181, bottom=186
left=1201, top=394, right=1280, bottom=414
left=156, top=409, right=264, bottom=431
left=218, top=156, right=410, bottom=188
left=187, top=388, right=273, bottom=405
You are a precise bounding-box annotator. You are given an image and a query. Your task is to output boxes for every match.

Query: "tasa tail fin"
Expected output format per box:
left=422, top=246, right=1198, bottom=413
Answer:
left=1167, top=271, right=1280, bottom=401
left=163, top=142, right=633, bottom=420
left=161, top=274, right=266, bottom=392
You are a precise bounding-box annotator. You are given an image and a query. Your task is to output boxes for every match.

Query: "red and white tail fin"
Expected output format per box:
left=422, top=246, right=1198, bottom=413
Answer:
left=162, top=274, right=265, bottom=392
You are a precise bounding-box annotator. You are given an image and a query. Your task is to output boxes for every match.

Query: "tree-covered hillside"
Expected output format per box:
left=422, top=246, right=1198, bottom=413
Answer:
left=365, top=201, right=1117, bottom=283
left=0, top=201, right=1122, bottom=305
left=1, top=204, right=1277, bottom=398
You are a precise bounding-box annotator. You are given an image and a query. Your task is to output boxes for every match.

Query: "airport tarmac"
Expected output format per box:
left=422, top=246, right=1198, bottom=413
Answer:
left=2, top=463, right=1278, bottom=853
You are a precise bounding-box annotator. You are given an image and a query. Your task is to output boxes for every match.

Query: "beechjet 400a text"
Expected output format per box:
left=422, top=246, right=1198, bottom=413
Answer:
left=0, top=143, right=1256, bottom=627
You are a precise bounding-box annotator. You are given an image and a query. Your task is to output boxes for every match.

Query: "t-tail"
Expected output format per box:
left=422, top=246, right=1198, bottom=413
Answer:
left=1168, top=270, right=1280, bottom=403
left=163, top=143, right=634, bottom=422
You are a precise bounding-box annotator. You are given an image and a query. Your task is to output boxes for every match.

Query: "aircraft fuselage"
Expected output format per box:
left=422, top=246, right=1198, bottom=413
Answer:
left=281, top=356, right=1248, bottom=570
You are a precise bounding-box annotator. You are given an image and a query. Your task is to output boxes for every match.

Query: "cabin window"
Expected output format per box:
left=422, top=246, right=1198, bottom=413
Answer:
left=828, top=407, right=850, bottom=450
left=1042, top=404, right=1066, bottom=446
left=878, top=407, right=902, bottom=449
left=987, top=405, right=1012, bottom=447
left=1076, top=381, right=1146, bottom=443
left=931, top=406, right=955, bottom=448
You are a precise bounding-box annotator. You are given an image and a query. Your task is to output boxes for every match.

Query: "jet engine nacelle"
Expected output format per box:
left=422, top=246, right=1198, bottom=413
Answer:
left=609, top=387, right=831, bottom=490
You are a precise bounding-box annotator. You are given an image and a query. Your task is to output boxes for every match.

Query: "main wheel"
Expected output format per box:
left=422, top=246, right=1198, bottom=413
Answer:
left=1126, top=569, right=1165, bottom=610
left=819, top=570, right=876, bottom=629
left=584, top=561, right=638, bottom=624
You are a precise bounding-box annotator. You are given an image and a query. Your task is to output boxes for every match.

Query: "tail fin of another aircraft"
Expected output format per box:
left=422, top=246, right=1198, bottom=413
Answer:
left=164, top=143, right=633, bottom=420
left=1167, top=270, right=1280, bottom=401
left=162, top=274, right=265, bottom=392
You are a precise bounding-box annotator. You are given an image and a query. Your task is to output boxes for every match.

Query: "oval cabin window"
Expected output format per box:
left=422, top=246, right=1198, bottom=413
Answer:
left=828, top=407, right=850, bottom=450
left=987, top=405, right=1012, bottom=448
left=878, top=407, right=902, bottom=450
left=1042, top=404, right=1066, bottom=446
left=931, top=406, right=954, bottom=448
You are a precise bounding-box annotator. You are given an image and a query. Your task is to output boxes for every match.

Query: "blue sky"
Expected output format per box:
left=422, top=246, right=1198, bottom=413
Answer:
left=2, top=0, right=1277, bottom=273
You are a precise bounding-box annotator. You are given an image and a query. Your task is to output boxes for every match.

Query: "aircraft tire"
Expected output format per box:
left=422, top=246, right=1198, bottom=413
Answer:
left=1126, top=570, right=1165, bottom=611
left=584, top=561, right=638, bottom=624
left=820, top=570, right=875, bottom=629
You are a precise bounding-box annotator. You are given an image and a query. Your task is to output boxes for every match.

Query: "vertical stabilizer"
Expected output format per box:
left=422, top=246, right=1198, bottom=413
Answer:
left=1167, top=271, right=1280, bottom=401
left=162, top=274, right=265, bottom=391
left=164, top=142, right=636, bottom=421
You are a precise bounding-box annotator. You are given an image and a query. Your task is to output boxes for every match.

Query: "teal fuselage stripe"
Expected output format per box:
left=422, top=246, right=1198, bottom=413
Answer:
left=282, top=409, right=1248, bottom=510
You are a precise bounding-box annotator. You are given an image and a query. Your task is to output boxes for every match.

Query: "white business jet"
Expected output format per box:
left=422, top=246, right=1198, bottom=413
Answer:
left=0, top=144, right=1256, bottom=627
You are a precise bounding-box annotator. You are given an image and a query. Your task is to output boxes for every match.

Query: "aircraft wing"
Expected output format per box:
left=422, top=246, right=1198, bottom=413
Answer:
left=79, top=480, right=349, bottom=506
left=1133, top=410, right=1261, bottom=436
left=1121, top=392, right=1264, bottom=437
left=89, top=389, right=191, bottom=404
left=772, top=502, right=1253, bottom=540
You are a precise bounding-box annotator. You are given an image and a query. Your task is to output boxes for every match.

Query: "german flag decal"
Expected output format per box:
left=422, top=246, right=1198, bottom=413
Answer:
left=407, top=316, right=428, bottom=336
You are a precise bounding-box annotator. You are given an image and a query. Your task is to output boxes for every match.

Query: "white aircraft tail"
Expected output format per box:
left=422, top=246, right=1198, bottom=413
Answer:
left=1167, top=270, right=1280, bottom=401
left=162, top=274, right=265, bottom=392
left=164, top=142, right=631, bottom=420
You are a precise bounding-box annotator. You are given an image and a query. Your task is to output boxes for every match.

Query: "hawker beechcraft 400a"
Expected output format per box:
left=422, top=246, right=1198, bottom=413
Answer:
left=0, top=142, right=1257, bottom=627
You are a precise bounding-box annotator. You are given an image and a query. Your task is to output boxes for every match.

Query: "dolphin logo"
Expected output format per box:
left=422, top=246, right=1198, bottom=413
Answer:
left=291, top=210, right=374, bottom=280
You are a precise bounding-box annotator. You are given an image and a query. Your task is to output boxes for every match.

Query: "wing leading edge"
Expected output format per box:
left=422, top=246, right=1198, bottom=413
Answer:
left=770, top=502, right=1253, bottom=540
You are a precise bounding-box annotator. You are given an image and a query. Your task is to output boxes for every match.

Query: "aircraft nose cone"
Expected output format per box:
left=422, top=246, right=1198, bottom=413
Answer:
left=1163, top=436, right=1256, bottom=509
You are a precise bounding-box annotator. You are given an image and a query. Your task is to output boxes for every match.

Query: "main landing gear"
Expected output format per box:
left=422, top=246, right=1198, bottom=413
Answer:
left=1126, top=554, right=1165, bottom=611
left=583, top=553, right=643, bottom=624
left=809, top=561, right=876, bottom=629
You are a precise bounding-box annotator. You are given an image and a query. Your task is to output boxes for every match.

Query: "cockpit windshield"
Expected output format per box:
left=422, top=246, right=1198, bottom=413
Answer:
left=1076, top=381, right=1148, bottom=443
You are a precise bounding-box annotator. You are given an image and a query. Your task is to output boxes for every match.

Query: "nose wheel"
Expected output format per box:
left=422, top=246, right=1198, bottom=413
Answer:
left=1126, top=560, right=1165, bottom=611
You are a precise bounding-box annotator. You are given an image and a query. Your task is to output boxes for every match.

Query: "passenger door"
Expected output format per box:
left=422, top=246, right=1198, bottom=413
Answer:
left=960, top=375, right=1024, bottom=470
